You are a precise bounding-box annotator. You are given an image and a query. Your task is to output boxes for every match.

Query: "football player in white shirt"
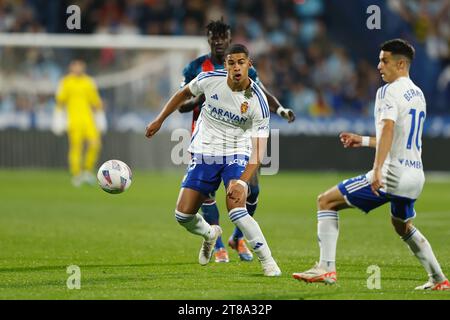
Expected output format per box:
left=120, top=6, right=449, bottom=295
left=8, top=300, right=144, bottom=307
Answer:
left=145, top=44, right=281, bottom=277
left=293, top=39, right=449, bottom=290
left=177, top=20, right=295, bottom=264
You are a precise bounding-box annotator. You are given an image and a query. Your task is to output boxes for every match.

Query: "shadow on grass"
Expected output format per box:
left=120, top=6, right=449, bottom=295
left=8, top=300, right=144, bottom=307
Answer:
left=0, top=261, right=196, bottom=273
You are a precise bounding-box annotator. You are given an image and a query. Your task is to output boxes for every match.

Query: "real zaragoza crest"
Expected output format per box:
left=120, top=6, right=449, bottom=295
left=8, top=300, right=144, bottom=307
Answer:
left=240, top=101, right=249, bottom=114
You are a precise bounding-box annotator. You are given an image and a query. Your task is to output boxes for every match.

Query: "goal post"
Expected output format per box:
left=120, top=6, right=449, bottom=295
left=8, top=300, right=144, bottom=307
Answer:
left=0, top=32, right=209, bottom=131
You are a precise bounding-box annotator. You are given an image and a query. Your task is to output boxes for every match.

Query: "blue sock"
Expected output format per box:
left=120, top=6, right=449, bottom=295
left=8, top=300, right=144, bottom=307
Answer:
left=231, top=184, right=259, bottom=241
left=246, top=183, right=259, bottom=216
left=201, top=201, right=225, bottom=249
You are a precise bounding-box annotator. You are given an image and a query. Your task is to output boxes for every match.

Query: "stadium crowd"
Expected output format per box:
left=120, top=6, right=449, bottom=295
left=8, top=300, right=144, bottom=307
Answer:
left=0, top=0, right=449, bottom=121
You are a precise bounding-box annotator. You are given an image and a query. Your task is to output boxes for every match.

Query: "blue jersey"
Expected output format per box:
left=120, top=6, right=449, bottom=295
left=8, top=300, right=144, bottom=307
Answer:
left=181, top=53, right=260, bottom=132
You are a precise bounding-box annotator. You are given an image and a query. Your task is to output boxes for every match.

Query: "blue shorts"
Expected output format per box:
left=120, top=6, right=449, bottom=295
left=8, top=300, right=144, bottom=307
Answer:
left=181, top=154, right=248, bottom=198
left=338, top=174, right=416, bottom=222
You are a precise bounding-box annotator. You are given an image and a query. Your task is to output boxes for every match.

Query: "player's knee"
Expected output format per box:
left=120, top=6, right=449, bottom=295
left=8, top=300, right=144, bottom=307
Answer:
left=317, top=193, right=328, bottom=210
left=317, top=192, right=338, bottom=211
left=393, top=224, right=409, bottom=237
left=391, top=219, right=412, bottom=237
left=175, top=203, right=194, bottom=215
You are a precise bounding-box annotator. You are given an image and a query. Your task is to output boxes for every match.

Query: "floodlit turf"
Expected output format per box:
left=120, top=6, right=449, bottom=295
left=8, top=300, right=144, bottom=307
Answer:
left=0, top=169, right=449, bottom=300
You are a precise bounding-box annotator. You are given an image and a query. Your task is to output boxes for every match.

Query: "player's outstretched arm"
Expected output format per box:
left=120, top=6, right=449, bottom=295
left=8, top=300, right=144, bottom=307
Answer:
left=227, top=137, right=268, bottom=204
left=178, top=94, right=205, bottom=113
left=145, top=85, right=193, bottom=138
left=339, top=132, right=376, bottom=148
left=260, top=85, right=296, bottom=123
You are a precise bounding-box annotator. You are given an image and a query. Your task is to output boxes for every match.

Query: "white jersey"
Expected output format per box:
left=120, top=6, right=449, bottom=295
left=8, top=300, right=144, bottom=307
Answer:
left=366, top=76, right=426, bottom=199
left=188, top=70, right=270, bottom=157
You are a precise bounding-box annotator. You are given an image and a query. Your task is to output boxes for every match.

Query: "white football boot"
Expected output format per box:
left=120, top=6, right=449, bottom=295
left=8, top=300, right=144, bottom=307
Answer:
left=261, top=257, right=282, bottom=277
left=198, top=225, right=222, bottom=266
left=292, top=262, right=337, bottom=284
left=415, top=278, right=450, bottom=291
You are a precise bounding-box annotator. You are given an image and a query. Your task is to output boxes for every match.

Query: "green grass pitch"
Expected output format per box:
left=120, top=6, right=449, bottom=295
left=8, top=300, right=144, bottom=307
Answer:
left=0, top=169, right=449, bottom=300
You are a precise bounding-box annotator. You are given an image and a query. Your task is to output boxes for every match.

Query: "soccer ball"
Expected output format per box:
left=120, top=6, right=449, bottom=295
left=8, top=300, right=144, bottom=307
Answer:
left=97, top=160, right=132, bottom=194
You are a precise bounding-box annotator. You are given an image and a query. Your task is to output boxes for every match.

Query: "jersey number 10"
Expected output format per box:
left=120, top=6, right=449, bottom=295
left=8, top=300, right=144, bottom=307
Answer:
left=407, top=108, right=425, bottom=150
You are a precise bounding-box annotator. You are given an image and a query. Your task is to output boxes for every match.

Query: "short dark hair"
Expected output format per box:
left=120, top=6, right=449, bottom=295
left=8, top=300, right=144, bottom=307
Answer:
left=380, top=39, right=415, bottom=62
left=224, top=44, right=249, bottom=57
left=206, top=18, right=230, bottom=36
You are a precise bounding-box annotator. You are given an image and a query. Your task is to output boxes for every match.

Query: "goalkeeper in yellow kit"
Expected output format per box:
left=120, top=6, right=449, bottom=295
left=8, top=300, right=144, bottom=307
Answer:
left=52, top=59, right=106, bottom=186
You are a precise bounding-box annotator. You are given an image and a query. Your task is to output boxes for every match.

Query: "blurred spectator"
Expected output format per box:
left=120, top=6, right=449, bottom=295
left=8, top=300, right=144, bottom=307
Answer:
left=1, top=0, right=448, bottom=119
left=310, top=89, right=333, bottom=117
left=388, top=0, right=449, bottom=60
left=388, top=0, right=449, bottom=114
left=205, top=0, right=225, bottom=22
left=288, top=82, right=317, bottom=116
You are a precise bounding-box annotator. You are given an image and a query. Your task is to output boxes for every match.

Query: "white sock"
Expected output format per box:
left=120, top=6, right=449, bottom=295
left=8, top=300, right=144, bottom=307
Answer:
left=402, top=226, right=446, bottom=282
left=229, top=207, right=272, bottom=262
left=317, top=210, right=339, bottom=272
left=175, top=210, right=214, bottom=240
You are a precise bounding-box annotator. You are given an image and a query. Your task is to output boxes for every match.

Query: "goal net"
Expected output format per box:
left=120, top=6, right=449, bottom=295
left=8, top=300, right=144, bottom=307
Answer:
left=0, top=33, right=209, bottom=132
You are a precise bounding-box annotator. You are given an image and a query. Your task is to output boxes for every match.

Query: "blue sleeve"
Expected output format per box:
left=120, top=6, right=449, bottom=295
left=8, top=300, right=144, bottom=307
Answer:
left=249, top=67, right=260, bottom=85
left=181, top=62, right=197, bottom=88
